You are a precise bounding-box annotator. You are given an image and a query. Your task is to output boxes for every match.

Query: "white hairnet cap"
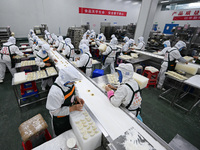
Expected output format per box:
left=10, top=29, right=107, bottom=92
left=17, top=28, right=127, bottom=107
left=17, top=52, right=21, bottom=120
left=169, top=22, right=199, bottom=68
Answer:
left=91, top=29, right=94, bottom=33
left=30, top=29, right=34, bottom=34
left=8, top=36, right=16, bottom=45
left=79, top=43, right=89, bottom=53
left=37, top=41, right=43, bottom=47
left=123, top=36, right=129, bottom=42
left=163, top=40, right=171, bottom=47
left=42, top=44, right=50, bottom=52
left=111, top=34, right=116, bottom=39
left=116, top=63, right=134, bottom=82
left=86, top=30, right=90, bottom=35
left=138, top=36, right=144, bottom=42
left=110, top=37, right=118, bottom=45
left=52, top=34, right=57, bottom=40
left=128, top=39, right=135, bottom=45
left=58, top=36, right=63, bottom=42
left=44, top=30, right=48, bottom=34
left=65, top=38, right=71, bottom=44
left=175, top=40, right=186, bottom=50
left=59, top=66, right=81, bottom=85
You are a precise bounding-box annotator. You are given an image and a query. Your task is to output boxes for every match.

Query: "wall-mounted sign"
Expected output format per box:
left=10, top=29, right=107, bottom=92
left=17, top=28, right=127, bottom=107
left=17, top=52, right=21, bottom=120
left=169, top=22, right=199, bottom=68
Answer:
left=79, top=7, right=127, bottom=17
left=172, top=10, right=200, bottom=20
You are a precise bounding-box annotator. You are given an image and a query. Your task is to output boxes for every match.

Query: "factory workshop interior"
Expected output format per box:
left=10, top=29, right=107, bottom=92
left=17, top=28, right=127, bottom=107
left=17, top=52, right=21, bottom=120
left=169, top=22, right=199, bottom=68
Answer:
left=0, top=0, right=200, bottom=150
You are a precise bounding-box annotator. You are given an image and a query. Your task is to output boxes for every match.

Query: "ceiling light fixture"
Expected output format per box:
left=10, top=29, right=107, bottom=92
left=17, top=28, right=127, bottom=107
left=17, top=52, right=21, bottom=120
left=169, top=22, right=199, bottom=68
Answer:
left=161, top=0, right=169, bottom=3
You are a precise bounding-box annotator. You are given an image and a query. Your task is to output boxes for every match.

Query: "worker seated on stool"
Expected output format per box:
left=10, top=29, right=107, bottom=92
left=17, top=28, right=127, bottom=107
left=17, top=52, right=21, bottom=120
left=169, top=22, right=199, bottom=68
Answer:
left=46, top=66, right=85, bottom=136
left=105, top=63, right=142, bottom=117
left=157, top=41, right=188, bottom=89
left=0, top=37, right=28, bottom=83
left=35, top=44, right=57, bottom=91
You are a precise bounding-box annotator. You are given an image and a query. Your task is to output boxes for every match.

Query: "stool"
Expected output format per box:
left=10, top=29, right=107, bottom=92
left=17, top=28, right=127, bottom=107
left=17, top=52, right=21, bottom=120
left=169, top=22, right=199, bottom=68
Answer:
left=19, top=114, right=52, bottom=150
left=134, top=64, right=143, bottom=74
left=92, top=69, right=104, bottom=78
left=20, top=81, right=38, bottom=101
left=142, top=68, right=159, bottom=88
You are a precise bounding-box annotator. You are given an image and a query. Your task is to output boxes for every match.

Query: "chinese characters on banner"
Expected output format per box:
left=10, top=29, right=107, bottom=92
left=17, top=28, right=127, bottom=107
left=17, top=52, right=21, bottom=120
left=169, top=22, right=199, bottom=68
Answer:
left=79, top=7, right=127, bottom=17
left=172, top=10, right=200, bottom=20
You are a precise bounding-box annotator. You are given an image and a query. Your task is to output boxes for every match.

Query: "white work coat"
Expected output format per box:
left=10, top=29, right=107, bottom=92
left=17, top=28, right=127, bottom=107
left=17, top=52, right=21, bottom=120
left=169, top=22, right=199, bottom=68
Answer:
left=136, top=41, right=145, bottom=50
left=76, top=52, right=93, bottom=77
left=62, top=44, right=75, bottom=61
left=46, top=77, right=79, bottom=117
left=110, top=78, right=142, bottom=110
left=57, top=41, right=65, bottom=52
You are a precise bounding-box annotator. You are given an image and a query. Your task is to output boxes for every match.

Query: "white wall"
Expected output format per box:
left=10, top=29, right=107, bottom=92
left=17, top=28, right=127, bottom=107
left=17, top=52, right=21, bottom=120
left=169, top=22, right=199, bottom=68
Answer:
left=0, top=0, right=141, bottom=38
left=153, top=4, right=200, bottom=33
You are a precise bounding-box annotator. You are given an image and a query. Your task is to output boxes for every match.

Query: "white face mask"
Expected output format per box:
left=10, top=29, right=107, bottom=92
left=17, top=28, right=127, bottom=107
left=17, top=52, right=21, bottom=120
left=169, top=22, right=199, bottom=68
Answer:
left=65, top=84, right=73, bottom=88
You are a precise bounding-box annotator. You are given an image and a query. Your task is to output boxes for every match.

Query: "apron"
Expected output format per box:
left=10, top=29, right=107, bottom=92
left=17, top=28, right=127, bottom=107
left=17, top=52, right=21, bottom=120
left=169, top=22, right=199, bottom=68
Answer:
left=79, top=53, right=92, bottom=73
left=36, top=54, right=51, bottom=70
left=163, top=48, right=177, bottom=71
left=125, top=83, right=141, bottom=117
left=52, top=83, right=76, bottom=136
left=0, top=44, right=15, bottom=68
left=195, top=58, right=200, bottom=64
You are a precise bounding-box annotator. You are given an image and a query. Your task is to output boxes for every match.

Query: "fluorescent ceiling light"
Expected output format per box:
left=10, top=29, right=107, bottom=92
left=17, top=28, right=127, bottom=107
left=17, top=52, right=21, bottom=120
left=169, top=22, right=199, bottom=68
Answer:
left=116, top=0, right=122, bottom=2
left=132, top=2, right=139, bottom=5
left=125, top=1, right=131, bottom=4
left=161, top=0, right=169, bottom=3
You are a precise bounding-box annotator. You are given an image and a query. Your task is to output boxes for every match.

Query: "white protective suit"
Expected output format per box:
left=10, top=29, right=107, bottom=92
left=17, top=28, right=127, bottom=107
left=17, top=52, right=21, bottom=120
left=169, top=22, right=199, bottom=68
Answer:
left=46, top=66, right=81, bottom=117
left=0, top=37, right=24, bottom=81
left=28, top=29, right=34, bottom=40
left=157, top=40, right=171, bottom=55
left=157, top=41, right=187, bottom=89
left=76, top=44, right=93, bottom=77
left=29, top=33, right=36, bottom=47
left=33, top=40, right=43, bottom=56
left=83, top=30, right=91, bottom=39
left=79, top=34, right=90, bottom=47
left=35, top=44, right=54, bottom=90
left=44, top=30, right=53, bottom=44
left=89, top=29, right=96, bottom=40
left=111, top=34, right=116, bottom=39
left=57, top=36, right=65, bottom=52
left=136, top=36, right=145, bottom=50
left=62, top=38, right=75, bottom=61
left=123, top=36, right=130, bottom=43
left=107, top=63, right=142, bottom=115
left=32, top=35, right=39, bottom=51
left=122, top=39, right=135, bottom=52
left=96, top=33, right=106, bottom=46
left=102, top=37, right=120, bottom=74
left=51, top=33, right=58, bottom=46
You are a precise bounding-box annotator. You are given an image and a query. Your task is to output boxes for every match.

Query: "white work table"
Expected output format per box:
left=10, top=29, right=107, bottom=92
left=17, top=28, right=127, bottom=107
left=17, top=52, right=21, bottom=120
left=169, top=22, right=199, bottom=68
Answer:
left=49, top=49, right=172, bottom=150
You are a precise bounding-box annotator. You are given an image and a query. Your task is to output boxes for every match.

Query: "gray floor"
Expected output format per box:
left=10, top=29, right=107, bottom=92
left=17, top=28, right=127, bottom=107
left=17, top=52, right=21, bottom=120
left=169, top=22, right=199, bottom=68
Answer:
left=0, top=70, right=200, bottom=150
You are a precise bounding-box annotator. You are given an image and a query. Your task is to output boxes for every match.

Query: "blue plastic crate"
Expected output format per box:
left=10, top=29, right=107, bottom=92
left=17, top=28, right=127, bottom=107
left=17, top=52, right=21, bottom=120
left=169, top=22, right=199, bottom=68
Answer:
left=92, top=69, right=104, bottom=78
left=21, top=90, right=39, bottom=101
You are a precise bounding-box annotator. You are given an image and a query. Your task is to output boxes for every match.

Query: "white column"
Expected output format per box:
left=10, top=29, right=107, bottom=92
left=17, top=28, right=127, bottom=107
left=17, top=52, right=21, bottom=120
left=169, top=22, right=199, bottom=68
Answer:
left=134, top=0, right=159, bottom=44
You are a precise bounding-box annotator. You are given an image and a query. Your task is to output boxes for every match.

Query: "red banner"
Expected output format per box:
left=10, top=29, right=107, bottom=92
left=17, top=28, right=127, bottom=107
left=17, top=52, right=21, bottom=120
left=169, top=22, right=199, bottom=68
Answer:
left=173, top=15, right=200, bottom=20
left=79, top=7, right=127, bottom=17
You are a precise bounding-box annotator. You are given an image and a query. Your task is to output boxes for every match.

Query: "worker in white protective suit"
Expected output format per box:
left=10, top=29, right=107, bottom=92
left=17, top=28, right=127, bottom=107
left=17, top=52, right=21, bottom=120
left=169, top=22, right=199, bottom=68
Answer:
left=123, top=36, right=129, bottom=43
left=101, top=37, right=120, bottom=74
left=157, top=40, right=171, bottom=55
left=157, top=40, right=188, bottom=89
left=33, top=40, right=43, bottom=56
left=35, top=44, right=56, bottom=90
left=28, top=29, right=34, bottom=40
left=51, top=33, right=58, bottom=46
left=111, top=34, right=116, bottom=39
left=62, top=38, right=75, bottom=61
left=89, top=29, right=96, bottom=40
left=83, top=30, right=91, bottom=39
left=75, top=44, right=93, bottom=77
left=32, top=35, right=39, bottom=51
left=135, top=36, right=145, bottom=50
left=44, top=30, right=53, bottom=44
left=29, top=33, right=36, bottom=47
left=0, top=37, right=27, bottom=83
left=96, top=33, right=106, bottom=46
left=105, top=63, right=142, bottom=116
left=56, top=36, right=65, bottom=52
left=121, top=39, right=135, bottom=54
left=46, top=66, right=85, bottom=136
left=79, top=34, right=90, bottom=47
